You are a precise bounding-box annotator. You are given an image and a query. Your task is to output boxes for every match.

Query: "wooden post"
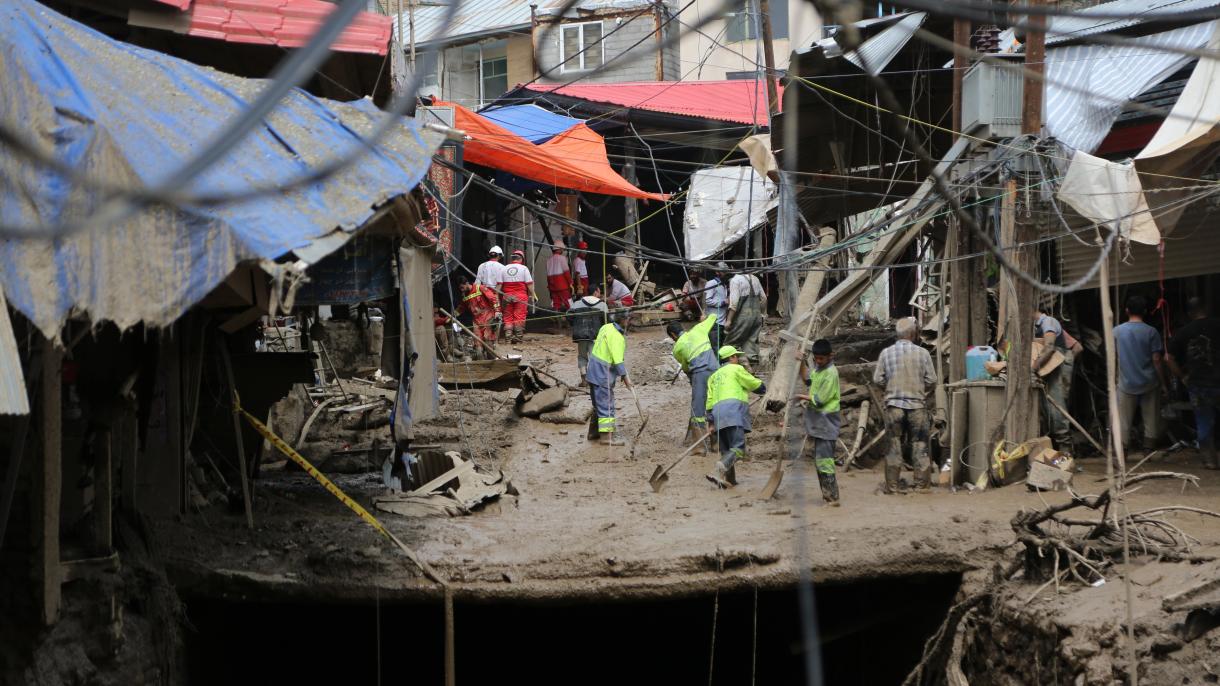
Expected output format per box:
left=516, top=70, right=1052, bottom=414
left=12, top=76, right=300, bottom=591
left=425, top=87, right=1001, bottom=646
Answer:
left=219, top=343, right=255, bottom=530
left=1004, top=2, right=1045, bottom=447
left=653, top=0, right=666, bottom=81
left=757, top=0, right=781, bottom=116
left=951, top=18, right=970, bottom=135
left=37, top=340, right=62, bottom=626
left=93, top=430, right=113, bottom=555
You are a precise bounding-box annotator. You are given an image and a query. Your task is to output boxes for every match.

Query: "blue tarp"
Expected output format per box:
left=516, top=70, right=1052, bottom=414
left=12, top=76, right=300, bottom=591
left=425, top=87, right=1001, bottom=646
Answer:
left=479, top=104, right=583, bottom=143
left=0, top=0, right=441, bottom=338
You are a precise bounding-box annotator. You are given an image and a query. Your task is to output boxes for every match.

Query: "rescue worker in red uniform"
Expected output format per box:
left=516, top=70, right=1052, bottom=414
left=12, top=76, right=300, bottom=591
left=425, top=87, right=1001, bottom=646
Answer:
left=459, top=277, right=501, bottom=358
left=500, top=249, right=537, bottom=344
left=573, top=241, right=590, bottom=296
left=546, top=242, right=573, bottom=315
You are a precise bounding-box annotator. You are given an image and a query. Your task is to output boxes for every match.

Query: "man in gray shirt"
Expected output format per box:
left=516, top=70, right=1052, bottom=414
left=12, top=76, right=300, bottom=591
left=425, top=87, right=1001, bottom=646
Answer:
left=873, top=317, right=937, bottom=493
left=1114, top=295, right=1166, bottom=450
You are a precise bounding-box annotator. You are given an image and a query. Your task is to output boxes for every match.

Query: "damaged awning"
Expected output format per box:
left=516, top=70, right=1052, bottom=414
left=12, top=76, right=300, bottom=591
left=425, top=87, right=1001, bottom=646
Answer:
left=435, top=99, right=666, bottom=201
left=479, top=103, right=587, bottom=143
left=683, top=166, right=778, bottom=260
left=0, top=0, right=442, bottom=340
left=815, top=11, right=927, bottom=75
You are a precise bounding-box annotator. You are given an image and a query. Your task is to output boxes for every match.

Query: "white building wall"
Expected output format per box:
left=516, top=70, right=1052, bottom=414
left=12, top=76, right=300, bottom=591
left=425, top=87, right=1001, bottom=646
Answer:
left=678, top=0, right=820, bottom=81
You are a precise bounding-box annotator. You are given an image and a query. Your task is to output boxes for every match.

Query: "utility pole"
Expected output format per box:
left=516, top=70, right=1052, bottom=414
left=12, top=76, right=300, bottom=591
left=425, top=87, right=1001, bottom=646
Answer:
left=948, top=18, right=971, bottom=384
left=757, top=0, right=781, bottom=115
left=1003, top=1, right=1045, bottom=447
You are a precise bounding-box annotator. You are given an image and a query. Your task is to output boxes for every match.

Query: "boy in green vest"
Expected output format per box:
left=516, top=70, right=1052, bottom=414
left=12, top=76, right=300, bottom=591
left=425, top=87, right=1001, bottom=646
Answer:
left=705, top=346, right=766, bottom=488
left=795, top=338, right=841, bottom=505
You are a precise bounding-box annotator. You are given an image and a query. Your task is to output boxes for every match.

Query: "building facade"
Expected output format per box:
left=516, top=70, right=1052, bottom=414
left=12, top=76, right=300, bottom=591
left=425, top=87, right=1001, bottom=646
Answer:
left=678, top=0, right=821, bottom=81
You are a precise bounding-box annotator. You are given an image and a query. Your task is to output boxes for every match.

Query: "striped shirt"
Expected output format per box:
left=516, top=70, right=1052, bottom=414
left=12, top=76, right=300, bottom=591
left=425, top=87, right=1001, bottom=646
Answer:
left=873, top=339, right=936, bottom=409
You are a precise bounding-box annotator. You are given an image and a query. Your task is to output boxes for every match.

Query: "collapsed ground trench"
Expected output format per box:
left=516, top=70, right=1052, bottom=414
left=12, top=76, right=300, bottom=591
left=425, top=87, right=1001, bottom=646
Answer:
left=183, top=572, right=962, bottom=685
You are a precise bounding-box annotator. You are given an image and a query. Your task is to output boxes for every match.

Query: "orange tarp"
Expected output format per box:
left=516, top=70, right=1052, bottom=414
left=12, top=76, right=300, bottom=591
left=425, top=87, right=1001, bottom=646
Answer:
left=434, top=99, right=666, bottom=201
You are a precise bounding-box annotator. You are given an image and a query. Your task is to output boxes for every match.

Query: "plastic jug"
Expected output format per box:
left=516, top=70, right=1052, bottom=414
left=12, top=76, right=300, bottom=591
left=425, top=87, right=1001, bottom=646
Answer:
left=965, top=346, right=998, bottom=381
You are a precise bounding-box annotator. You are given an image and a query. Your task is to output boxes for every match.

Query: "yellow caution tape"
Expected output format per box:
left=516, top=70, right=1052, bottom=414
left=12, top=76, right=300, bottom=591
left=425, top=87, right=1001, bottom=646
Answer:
left=236, top=404, right=393, bottom=540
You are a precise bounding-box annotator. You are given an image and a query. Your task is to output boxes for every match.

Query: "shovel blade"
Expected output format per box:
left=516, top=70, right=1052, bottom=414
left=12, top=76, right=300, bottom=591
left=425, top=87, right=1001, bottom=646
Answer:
left=759, top=468, right=783, bottom=500
left=649, top=468, right=668, bottom=493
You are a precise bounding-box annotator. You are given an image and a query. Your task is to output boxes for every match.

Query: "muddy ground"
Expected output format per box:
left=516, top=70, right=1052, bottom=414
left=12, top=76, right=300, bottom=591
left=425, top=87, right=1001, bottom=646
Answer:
left=157, top=323, right=1220, bottom=684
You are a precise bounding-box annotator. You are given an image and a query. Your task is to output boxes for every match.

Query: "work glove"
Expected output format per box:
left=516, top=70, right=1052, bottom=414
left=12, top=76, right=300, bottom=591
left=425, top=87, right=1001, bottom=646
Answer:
left=811, top=393, right=823, bottom=409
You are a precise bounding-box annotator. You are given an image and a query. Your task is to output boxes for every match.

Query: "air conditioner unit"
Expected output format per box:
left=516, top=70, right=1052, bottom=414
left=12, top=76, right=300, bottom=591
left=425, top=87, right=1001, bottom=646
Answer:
left=961, top=56, right=1024, bottom=140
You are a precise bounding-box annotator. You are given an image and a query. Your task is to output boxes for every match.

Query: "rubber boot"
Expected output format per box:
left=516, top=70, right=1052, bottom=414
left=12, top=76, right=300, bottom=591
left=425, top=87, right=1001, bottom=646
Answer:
left=725, top=464, right=738, bottom=486
left=883, top=465, right=904, bottom=494
left=912, top=466, right=933, bottom=492
left=586, top=413, right=600, bottom=441
left=1205, top=437, right=1219, bottom=470
left=818, top=473, right=840, bottom=506
left=705, top=463, right=730, bottom=489
left=578, top=373, right=588, bottom=388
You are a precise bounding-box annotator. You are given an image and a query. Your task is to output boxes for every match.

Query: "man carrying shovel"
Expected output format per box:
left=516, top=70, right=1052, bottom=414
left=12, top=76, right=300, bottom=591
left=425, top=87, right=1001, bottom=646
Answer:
left=587, top=311, right=634, bottom=446
left=794, top=338, right=841, bottom=506
left=705, top=346, right=766, bottom=488
left=667, top=314, right=719, bottom=446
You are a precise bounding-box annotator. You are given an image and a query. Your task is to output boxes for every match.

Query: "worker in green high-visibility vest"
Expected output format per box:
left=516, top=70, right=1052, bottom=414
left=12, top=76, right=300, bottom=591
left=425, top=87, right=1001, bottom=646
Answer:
left=795, top=338, right=842, bottom=506
left=666, top=313, right=720, bottom=447
left=586, top=310, right=634, bottom=446
left=705, top=345, right=766, bottom=488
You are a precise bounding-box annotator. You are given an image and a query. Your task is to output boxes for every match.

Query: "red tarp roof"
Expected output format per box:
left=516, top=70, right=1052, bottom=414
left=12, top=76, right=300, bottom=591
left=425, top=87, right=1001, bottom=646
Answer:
left=148, top=0, right=392, bottom=55
left=435, top=99, right=666, bottom=201
left=522, top=80, right=782, bottom=125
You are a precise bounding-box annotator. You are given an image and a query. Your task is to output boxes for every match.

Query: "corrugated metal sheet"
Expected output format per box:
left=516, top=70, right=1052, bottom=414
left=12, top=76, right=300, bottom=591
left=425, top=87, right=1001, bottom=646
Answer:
left=522, top=80, right=781, bottom=124
left=1043, top=20, right=1214, bottom=152
left=0, top=286, right=28, bottom=416
left=396, top=0, right=549, bottom=47
left=1058, top=195, right=1220, bottom=288
left=1, top=0, right=441, bottom=339
left=843, top=12, right=926, bottom=75
left=1044, top=0, right=1220, bottom=45
left=149, top=0, right=393, bottom=54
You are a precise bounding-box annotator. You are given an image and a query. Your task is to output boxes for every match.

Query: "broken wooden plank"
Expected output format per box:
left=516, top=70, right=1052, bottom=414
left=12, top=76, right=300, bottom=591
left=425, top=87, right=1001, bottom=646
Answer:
left=408, top=460, right=475, bottom=496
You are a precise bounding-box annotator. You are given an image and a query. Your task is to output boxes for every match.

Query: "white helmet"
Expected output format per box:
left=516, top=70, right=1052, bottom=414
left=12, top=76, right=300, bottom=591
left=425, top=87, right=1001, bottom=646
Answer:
left=489, top=245, right=503, bottom=256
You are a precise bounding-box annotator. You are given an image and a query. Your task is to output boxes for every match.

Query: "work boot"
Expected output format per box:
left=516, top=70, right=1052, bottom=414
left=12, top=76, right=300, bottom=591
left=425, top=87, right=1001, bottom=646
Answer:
left=725, top=464, right=738, bottom=486
left=882, top=465, right=905, bottom=495
left=818, top=473, right=840, bottom=506
left=578, top=374, right=588, bottom=388
left=912, top=466, right=933, bottom=493
left=705, top=463, right=731, bottom=489
left=586, top=414, right=600, bottom=441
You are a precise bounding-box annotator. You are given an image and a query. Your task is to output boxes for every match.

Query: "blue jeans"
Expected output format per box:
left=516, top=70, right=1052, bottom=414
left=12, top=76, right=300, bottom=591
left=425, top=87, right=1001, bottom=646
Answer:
left=1189, top=385, right=1220, bottom=445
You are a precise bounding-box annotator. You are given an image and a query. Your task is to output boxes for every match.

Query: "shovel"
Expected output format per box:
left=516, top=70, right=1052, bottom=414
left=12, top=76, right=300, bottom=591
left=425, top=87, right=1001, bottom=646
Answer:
left=649, top=430, right=715, bottom=492
left=628, top=384, right=648, bottom=459
left=760, top=307, right=820, bottom=500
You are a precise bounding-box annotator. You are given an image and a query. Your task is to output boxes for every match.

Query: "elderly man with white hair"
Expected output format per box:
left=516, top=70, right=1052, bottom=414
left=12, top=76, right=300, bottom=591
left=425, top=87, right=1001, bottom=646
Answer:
left=872, top=317, right=937, bottom=493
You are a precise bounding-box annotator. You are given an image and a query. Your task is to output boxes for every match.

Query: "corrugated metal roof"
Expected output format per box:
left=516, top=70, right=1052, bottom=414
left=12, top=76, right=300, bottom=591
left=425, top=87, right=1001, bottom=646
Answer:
left=522, top=80, right=781, bottom=125
left=395, top=0, right=548, bottom=47
left=147, top=0, right=392, bottom=54
left=1043, top=0, right=1220, bottom=44
left=2, top=0, right=440, bottom=339
left=843, top=12, right=925, bottom=75
left=0, top=286, right=28, bottom=416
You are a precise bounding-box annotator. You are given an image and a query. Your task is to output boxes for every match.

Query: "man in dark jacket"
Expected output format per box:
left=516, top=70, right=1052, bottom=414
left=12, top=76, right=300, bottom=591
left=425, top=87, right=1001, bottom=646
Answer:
left=568, top=284, right=608, bottom=387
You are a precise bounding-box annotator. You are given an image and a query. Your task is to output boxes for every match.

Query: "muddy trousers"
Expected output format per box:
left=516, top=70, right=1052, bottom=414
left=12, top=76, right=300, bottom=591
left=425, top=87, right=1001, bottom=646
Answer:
left=590, top=383, right=616, bottom=434
left=576, top=340, right=593, bottom=376
left=886, top=406, right=930, bottom=488
left=1040, top=360, right=1072, bottom=449
left=1117, top=388, right=1160, bottom=448
left=805, top=437, right=840, bottom=502
left=689, top=368, right=712, bottom=429
left=717, top=425, right=746, bottom=469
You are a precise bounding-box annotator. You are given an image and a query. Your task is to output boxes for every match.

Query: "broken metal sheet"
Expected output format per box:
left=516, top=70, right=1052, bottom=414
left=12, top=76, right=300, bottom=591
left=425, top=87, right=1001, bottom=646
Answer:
left=815, top=12, right=926, bottom=75
left=373, top=454, right=511, bottom=518
left=683, top=166, right=778, bottom=261
left=0, top=0, right=442, bottom=340
left=0, top=285, right=28, bottom=415
left=1044, top=20, right=1216, bottom=153
left=1056, top=149, right=1159, bottom=244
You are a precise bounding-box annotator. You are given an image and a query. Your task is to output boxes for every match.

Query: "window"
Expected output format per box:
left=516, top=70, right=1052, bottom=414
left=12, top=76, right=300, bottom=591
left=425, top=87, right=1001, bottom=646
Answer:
left=726, top=0, right=788, bottom=42
left=481, top=56, right=508, bottom=103
left=559, top=21, right=604, bottom=72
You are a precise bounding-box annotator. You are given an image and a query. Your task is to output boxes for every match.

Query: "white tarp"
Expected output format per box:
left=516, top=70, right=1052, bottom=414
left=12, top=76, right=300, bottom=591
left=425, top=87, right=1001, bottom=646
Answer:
left=1056, top=150, right=1159, bottom=244
left=0, top=285, right=28, bottom=415
left=1044, top=20, right=1216, bottom=153
left=683, top=167, right=777, bottom=260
